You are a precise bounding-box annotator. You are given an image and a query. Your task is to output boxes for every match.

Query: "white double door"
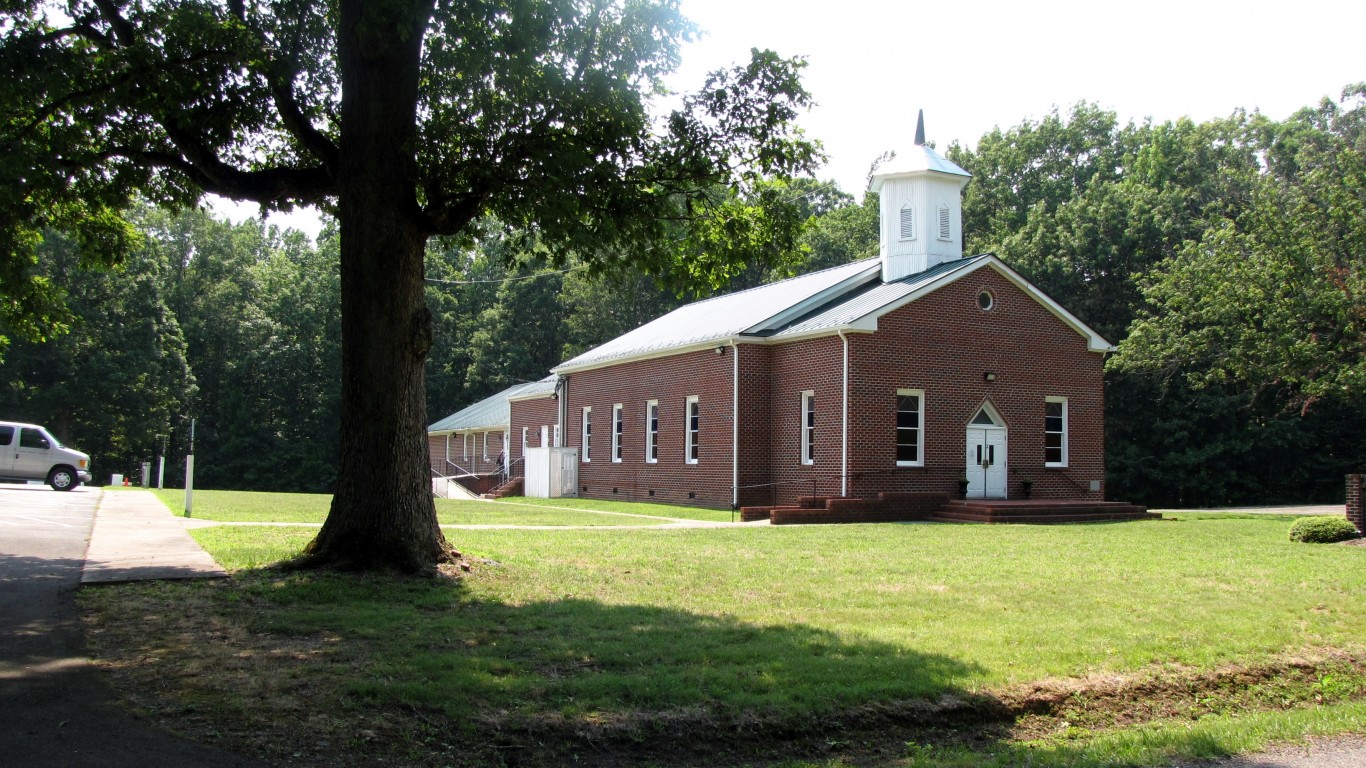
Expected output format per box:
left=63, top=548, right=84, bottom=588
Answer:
left=965, top=427, right=1007, bottom=499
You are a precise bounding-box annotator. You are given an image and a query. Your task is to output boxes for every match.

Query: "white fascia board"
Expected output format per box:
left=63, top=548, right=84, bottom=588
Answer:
left=843, top=257, right=1114, bottom=353
left=552, top=338, right=740, bottom=375
left=506, top=391, right=554, bottom=403
left=741, top=262, right=882, bottom=334
left=981, top=258, right=1116, bottom=352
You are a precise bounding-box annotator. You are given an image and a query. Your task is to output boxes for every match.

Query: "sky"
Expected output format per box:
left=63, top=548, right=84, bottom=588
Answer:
left=214, top=0, right=1366, bottom=237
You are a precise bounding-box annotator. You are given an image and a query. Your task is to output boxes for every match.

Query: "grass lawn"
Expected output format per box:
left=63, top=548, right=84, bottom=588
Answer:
left=81, top=509, right=1366, bottom=767
left=495, top=494, right=738, bottom=522
left=151, top=488, right=672, bottom=527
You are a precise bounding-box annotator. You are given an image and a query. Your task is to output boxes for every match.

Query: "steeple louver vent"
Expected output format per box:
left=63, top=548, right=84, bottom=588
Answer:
left=938, top=204, right=951, bottom=241
left=899, top=205, right=915, bottom=240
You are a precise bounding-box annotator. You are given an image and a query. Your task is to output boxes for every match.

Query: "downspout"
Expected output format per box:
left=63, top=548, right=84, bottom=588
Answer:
left=555, top=375, right=567, bottom=448
left=730, top=338, right=739, bottom=511
left=838, top=330, right=849, bottom=497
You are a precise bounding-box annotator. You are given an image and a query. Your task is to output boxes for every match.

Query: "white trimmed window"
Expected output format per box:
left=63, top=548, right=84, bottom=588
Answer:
left=553, top=424, right=561, bottom=448
left=685, top=396, right=699, bottom=464
left=581, top=406, right=592, bottom=462
left=521, top=426, right=529, bottom=453
left=800, top=390, right=815, bottom=465
left=1045, top=397, right=1068, bottom=467
left=612, top=403, right=623, bottom=463
left=482, top=432, right=489, bottom=460
left=463, top=433, right=472, bottom=461
left=645, top=400, right=659, bottom=463
left=896, top=389, right=924, bottom=467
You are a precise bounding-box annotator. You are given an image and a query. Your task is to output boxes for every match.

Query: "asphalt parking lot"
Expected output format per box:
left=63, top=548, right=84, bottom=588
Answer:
left=0, top=483, right=264, bottom=767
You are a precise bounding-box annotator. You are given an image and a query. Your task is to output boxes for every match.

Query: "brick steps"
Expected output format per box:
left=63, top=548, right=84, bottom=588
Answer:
left=484, top=477, right=523, bottom=499
left=929, top=500, right=1155, bottom=524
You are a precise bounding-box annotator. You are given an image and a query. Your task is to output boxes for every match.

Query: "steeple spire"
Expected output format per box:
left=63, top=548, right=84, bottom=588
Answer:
left=913, top=109, right=925, bottom=146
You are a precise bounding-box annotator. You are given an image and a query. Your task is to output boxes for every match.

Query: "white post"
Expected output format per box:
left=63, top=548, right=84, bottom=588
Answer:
left=183, top=418, right=195, bottom=517
left=157, top=453, right=165, bottom=490
left=184, top=455, right=194, bottom=517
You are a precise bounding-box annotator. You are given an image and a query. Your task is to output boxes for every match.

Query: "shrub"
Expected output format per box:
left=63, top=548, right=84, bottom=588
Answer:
left=1289, top=516, right=1360, bottom=544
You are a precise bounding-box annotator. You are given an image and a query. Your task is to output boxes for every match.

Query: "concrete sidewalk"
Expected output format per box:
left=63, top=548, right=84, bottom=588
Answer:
left=81, top=490, right=228, bottom=584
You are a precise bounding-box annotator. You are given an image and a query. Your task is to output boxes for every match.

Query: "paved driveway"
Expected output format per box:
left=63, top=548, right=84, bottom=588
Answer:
left=0, top=483, right=265, bottom=767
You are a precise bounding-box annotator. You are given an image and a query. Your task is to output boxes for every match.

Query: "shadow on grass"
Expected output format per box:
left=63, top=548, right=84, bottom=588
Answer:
left=218, top=566, right=995, bottom=760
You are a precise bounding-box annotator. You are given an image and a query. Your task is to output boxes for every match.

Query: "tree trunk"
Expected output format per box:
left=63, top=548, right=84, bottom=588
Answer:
left=297, top=0, right=455, bottom=574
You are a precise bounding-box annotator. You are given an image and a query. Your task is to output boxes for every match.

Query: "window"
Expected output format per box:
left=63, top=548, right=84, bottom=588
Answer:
left=581, top=407, right=592, bottom=462
left=1045, top=398, right=1068, bottom=467
left=685, top=396, right=699, bottom=464
left=521, top=426, right=529, bottom=453
left=553, top=424, right=561, bottom=448
left=899, top=204, right=915, bottom=240
left=612, top=403, right=623, bottom=463
left=463, top=433, right=472, bottom=460
left=800, top=390, right=815, bottom=465
left=0, top=426, right=13, bottom=445
left=482, top=432, right=489, bottom=461
left=20, top=428, right=49, bottom=449
left=645, top=400, right=659, bottom=463
left=978, top=290, right=994, bottom=311
left=937, top=203, right=951, bottom=240
left=896, top=389, right=924, bottom=466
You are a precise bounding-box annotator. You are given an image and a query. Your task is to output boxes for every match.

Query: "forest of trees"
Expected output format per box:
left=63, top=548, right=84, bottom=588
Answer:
left=3, top=86, right=1362, bottom=507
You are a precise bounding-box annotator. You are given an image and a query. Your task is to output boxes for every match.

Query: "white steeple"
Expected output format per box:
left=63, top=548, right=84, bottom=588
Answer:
left=869, top=111, right=972, bottom=283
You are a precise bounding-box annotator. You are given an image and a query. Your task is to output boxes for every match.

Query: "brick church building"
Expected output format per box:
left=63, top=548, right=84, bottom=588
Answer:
left=493, top=118, right=1124, bottom=514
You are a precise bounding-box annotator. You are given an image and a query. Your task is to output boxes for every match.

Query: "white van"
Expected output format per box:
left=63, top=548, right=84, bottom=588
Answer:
left=0, top=421, right=93, bottom=491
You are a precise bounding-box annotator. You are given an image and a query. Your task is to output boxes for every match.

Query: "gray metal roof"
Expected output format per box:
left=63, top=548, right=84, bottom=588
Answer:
left=553, top=258, right=881, bottom=371
left=550, top=253, right=1113, bottom=374
left=428, top=376, right=555, bottom=433
left=771, top=257, right=987, bottom=338
left=869, top=143, right=971, bottom=191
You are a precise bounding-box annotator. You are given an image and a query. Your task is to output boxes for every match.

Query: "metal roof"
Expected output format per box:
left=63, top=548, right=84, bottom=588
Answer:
left=869, top=143, right=971, bottom=191
left=428, top=376, right=555, bottom=433
left=549, top=252, right=1114, bottom=375
left=770, top=257, right=987, bottom=338
left=553, top=258, right=881, bottom=371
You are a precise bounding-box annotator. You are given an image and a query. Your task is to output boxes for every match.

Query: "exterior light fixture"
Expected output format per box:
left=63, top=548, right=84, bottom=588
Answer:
left=715, top=346, right=725, bottom=355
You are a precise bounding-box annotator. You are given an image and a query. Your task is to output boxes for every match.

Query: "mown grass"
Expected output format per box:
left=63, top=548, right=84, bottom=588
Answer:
left=83, top=509, right=1366, bottom=766
left=778, top=699, right=1366, bottom=767
left=180, top=514, right=1366, bottom=713
left=496, top=494, right=737, bottom=522
left=152, top=488, right=671, bottom=527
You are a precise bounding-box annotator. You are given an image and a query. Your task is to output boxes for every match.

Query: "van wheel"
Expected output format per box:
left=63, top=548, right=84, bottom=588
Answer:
left=48, top=467, right=77, bottom=491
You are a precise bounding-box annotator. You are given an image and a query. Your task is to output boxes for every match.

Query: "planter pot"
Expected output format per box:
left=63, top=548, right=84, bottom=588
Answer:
left=957, top=480, right=970, bottom=498
left=1021, top=481, right=1033, bottom=499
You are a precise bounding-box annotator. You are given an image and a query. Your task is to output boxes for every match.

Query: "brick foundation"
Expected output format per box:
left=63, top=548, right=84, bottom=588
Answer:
left=1348, top=474, right=1364, bottom=533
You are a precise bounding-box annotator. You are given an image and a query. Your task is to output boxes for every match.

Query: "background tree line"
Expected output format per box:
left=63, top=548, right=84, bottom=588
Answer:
left=3, top=86, right=1361, bottom=506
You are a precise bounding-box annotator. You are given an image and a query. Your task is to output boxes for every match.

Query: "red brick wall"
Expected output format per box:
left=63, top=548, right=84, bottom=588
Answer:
left=1348, top=474, right=1363, bottom=533
left=564, top=348, right=735, bottom=508
left=509, top=396, right=559, bottom=463
left=765, top=335, right=846, bottom=505
left=736, top=345, right=774, bottom=507
left=845, top=267, right=1106, bottom=501
left=547, top=263, right=1108, bottom=509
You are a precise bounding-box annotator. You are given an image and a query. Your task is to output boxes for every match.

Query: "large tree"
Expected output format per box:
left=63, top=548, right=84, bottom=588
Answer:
left=2, top=0, right=818, bottom=573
